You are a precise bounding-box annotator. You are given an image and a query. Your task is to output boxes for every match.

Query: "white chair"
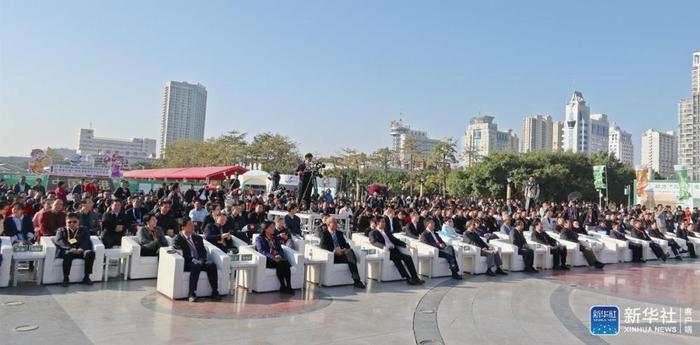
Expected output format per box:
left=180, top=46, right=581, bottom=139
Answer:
left=41, top=236, right=105, bottom=284
left=240, top=244, right=304, bottom=293
left=397, top=234, right=462, bottom=278
left=663, top=233, right=691, bottom=258
left=156, top=241, right=231, bottom=300
left=490, top=237, right=527, bottom=271
left=578, top=234, right=619, bottom=264
left=0, top=237, right=12, bottom=287
left=304, top=242, right=367, bottom=286
left=444, top=238, right=488, bottom=274
left=590, top=233, right=633, bottom=263
left=121, top=235, right=172, bottom=279
left=545, top=231, right=588, bottom=267
left=352, top=234, right=418, bottom=281
left=523, top=236, right=554, bottom=270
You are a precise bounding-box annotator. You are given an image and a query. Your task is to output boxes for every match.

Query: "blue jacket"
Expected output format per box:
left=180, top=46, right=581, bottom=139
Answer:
left=255, top=235, right=285, bottom=261
left=3, top=215, right=35, bottom=243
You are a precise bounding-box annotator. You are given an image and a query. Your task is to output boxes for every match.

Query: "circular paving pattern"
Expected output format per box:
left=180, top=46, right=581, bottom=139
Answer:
left=141, top=288, right=332, bottom=319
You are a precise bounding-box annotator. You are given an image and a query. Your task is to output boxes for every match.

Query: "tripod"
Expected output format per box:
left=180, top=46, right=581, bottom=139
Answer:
left=298, top=170, right=320, bottom=208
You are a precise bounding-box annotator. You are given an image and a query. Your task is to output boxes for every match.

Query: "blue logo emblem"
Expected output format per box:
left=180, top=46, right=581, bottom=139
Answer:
left=590, top=305, right=620, bottom=336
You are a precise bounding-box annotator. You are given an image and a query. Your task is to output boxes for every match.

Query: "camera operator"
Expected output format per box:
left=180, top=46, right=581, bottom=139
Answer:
left=296, top=153, right=315, bottom=208
left=269, top=171, right=281, bottom=192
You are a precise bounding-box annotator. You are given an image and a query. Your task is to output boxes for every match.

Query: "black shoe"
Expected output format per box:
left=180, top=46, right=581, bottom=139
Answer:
left=353, top=280, right=366, bottom=289
left=284, top=288, right=295, bottom=295
left=594, top=262, right=606, bottom=269
left=561, top=265, right=571, bottom=270
left=406, top=278, right=419, bottom=285
left=675, top=255, right=682, bottom=261
left=495, top=268, right=508, bottom=275
left=485, top=269, right=496, bottom=276
left=61, top=277, right=70, bottom=287
left=188, top=294, right=198, bottom=302
left=81, top=277, right=93, bottom=285
left=524, top=267, right=538, bottom=273
left=416, top=278, right=425, bottom=285
left=210, top=291, right=222, bottom=301
left=662, top=255, right=668, bottom=262
left=680, top=249, right=688, bottom=254
left=452, top=272, right=463, bottom=280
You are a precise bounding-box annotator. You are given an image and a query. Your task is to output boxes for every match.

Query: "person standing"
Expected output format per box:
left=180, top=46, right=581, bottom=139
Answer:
left=523, top=176, right=540, bottom=212
left=296, top=153, right=315, bottom=208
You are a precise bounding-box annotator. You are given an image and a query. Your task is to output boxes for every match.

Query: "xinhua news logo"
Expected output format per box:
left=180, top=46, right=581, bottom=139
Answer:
left=590, top=305, right=620, bottom=336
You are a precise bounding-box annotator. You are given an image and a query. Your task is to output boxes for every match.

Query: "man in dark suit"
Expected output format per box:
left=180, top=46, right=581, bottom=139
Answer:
left=101, top=200, right=128, bottom=249
left=464, top=220, right=507, bottom=276
left=13, top=176, right=31, bottom=194
left=419, top=219, right=462, bottom=279
left=383, top=207, right=402, bottom=234
left=55, top=213, right=96, bottom=287
left=403, top=212, right=423, bottom=239
left=676, top=221, right=698, bottom=258
left=172, top=217, right=221, bottom=302
left=3, top=202, right=35, bottom=244
left=560, top=221, right=605, bottom=269
left=609, top=222, right=645, bottom=262
left=320, top=218, right=365, bottom=288
left=631, top=220, right=667, bottom=261
left=531, top=220, right=569, bottom=270
left=369, top=217, right=423, bottom=285
left=204, top=213, right=237, bottom=254
left=126, top=198, right=148, bottom=235
left=648, top=222, right=682, bottom=260
left=509, top=220, right=538, bottom=272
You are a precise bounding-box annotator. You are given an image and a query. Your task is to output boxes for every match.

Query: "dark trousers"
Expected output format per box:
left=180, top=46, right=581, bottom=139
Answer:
left=517, top=247, right=534, bottom=269
left=140, top=247, right=159, bottom=257
left=648, top=241, right=666, bottom=259
left=101, top=232, right=123, bottom=249
left=438, top=246, right=459, bottom=273
left=388, top=248, right=419, bottom=280
left=687, top=241, right=697, bottom=257
left=579, top=245, right=599, bottom=266
left=628, top=242, right=644, bottom=262
left=550, top=244, right=567, bottom=267
left=666, top=239, right=681, bottom=256
left=333, top=249, right=361, bottom=281
left=266, top=258, right=292, bottom=289
left=185, top=261, right=218, bottom=296
left=61, top=250, right=95, bottom=278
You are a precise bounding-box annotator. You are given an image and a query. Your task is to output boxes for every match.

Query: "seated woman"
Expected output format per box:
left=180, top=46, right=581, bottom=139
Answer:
left=255, top=221, right=294, bottom=294
left=137, top=213, right=169, bottom=256
left=439, top=218, right=460, bottom=241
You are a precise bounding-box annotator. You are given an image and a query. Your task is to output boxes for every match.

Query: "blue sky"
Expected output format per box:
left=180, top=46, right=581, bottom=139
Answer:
left=1, top=1, right=698, bottom=162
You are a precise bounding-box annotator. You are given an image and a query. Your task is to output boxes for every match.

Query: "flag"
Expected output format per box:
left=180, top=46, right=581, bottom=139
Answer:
left=674, top=165, right=691, bottom=201
left=635, top=168, right=648, bottom=199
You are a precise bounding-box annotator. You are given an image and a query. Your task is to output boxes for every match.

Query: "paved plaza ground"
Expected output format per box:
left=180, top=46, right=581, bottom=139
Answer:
left=2, top=260, right=699, bottom=345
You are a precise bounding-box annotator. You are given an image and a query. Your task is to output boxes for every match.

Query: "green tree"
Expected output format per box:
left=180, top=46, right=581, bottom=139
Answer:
left=247, top=133, right=300, bottom=173
left=370, top=147, right=396, bottom=184
left=427, top=139, right=458, bottom=197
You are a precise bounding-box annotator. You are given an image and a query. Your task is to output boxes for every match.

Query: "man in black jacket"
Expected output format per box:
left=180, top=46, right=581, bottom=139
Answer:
left=156, top=200, right=178, bottom=237
left=531, top=220, right=569, bottom=270
left=3, top=202, right=35, bottom=244
left=648, top=222, right=682, bottom=260
left=464, top=220, right=507, bottom=276
left=631, top=220, right=667, bottom=261
left=55, top=213, right=95, bottom=286
left=609, top=222, right=645, bottom=262
left=560, top=221, right=605, bottom=269
left=204, top=213, right=236, bottom=254
left=319, top=218, right=365, bottom=288
left=101, top=200, right=128, bottom=249
left=419, top=219, right=462, bottom=279
left=172, top=217, right=221, bottom=302
left=403, top=212, right=423, bottom=239
left=369, top=217, right=423, bottom=285
left=510, top=221, right=538, bottom=272
left=675, top=221, right=698, bottom=258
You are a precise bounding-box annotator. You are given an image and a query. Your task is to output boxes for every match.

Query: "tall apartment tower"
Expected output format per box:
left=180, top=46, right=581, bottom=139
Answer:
left=160, top=81, right=208, bottom=155
left=464, top=115, right=519, bottom=167
left=552, top=121, right=564, bottom=151
left=563, top=91, right=591, bottom=154
left=608, top=123, right=633, bottom=165
left=521, top=114, right=553, bottom=153
left=589, top=113, right=610, bottom=155
left=641, top=129, right=678, bottom=177
left=678, top=52, right=700, bottom=180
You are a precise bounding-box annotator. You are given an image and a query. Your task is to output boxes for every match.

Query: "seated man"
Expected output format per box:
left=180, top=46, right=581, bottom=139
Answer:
left=609, top=221, right=645, bottom=262
left=172, top=217, right=221, bottom=302
left=369, top=217, right=424, bottom=285
left=509, top=220, right=538, bottom=272
left=631, top=220, right=668, bottom=261
left=531, top=220, right=569, bottom=270
left=275, top=218, right=298, bottom=251
left=648, top=222, right=682, bottom=260
left=3, top=202, right=35, bottom=244
left=319, top=218, right=365, bottom=288
left=204, top=213, right=237, bottom=254
left=54, top=212, right=96, bottom=287
left=559, top=220, right=605, bottom=269
left=676, top=221, right=698, bottom=258
left=463, top=220, right=507, bottom=276
left=403, top=212, right=423, bottom=239
left=101, top=200, right=128, bottom=249
left=420, top=219, right=462, bottom=279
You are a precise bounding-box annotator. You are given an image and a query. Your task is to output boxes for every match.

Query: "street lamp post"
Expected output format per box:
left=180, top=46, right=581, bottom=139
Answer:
left=506, top=177, right=512, bottom=200
left=419, top=177, right=425, bottom=196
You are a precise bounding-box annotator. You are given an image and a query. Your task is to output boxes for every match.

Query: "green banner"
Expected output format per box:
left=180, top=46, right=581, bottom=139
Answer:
left=676, top=166, right=691, bottom=201
left=593, top=165, right=606, bottom=189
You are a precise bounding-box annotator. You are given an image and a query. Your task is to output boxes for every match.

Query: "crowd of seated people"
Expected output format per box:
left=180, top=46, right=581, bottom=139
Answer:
left=1, top=175, right=700, bottom=298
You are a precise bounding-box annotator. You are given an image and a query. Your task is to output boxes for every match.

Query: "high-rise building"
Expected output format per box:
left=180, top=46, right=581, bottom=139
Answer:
left=641, top=129, right=677, bottom=177
left=463, top=115, right=519, bottom=167
left=608, top=123, right=633, bottom=165
left=78, top=129, right=157, bottom=163
left=552, top=121, right=564, bottom=151
left=160, top=81, right=207, bottom=155
left=589, top=113, right=610, bottom=155
left=389, top=120, right=441, bottom=170
left=678, top=52, right=700, bottom=180
left=521, top=115, right=553, bottom=153
left=563, top=91, right=591, bottom=154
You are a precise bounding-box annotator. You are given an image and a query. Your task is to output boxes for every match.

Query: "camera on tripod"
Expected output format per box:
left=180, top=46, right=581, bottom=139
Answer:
left=308, top=162, right=325, bottom=176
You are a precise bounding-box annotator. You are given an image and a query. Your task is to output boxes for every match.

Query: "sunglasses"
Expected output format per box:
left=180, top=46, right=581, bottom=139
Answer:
left=67, top=220, right=78, bottom=224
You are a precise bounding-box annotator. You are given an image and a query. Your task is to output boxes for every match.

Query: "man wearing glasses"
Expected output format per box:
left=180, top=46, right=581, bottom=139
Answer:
left=55, top=212, right=96, bottom=287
